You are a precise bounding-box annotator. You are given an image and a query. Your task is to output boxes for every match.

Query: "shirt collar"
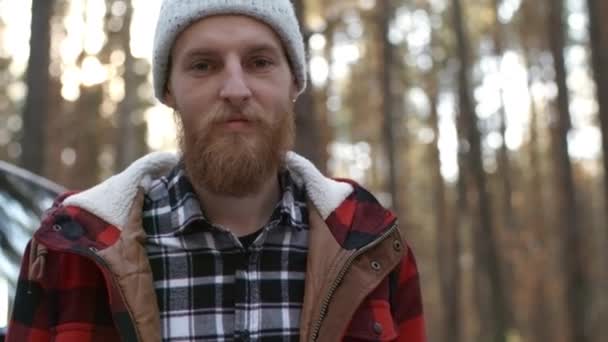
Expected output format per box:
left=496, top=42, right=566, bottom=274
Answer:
left=159, top=163, right=306, bottom=236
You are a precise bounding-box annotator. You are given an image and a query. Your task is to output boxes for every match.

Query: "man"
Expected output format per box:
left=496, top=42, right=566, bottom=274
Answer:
left=7, top=0, right=425, bottom=341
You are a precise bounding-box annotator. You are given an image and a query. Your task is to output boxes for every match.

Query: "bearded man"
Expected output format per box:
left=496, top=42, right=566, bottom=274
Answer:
left=7, top=1, right=426, bottom=341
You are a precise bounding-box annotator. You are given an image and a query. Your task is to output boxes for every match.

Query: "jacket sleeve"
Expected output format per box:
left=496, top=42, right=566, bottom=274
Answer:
left=5, top=240, right=52, bottom=341
left=6, top=238, right=119, bottom=342
left=392, top=243, right=426, bottom=342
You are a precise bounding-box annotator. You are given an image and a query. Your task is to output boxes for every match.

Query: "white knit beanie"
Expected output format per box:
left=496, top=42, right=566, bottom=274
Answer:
left=152, top=0, right=307, bottom=104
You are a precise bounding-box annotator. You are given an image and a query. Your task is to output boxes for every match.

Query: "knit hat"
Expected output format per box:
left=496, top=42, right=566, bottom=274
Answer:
left=152, top=0, right=307, bottom=104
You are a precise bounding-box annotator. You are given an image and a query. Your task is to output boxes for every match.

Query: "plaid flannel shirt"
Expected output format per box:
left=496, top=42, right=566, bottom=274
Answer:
left=142, top=164, right=309, bottom=341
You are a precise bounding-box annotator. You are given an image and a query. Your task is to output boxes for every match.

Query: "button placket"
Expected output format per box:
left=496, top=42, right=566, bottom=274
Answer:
left=248, top=249, right=261, bottom=340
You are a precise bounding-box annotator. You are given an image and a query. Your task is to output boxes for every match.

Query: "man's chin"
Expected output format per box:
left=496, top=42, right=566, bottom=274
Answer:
left=209, top=128, right=262, bottom=144
left=186, top=154, right=273, bottom=197
left=218, top=121, right=257, bottom=132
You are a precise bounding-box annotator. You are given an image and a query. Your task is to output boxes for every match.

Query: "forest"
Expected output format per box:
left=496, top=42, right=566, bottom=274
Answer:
left=1, top=0, right=607, bottom=341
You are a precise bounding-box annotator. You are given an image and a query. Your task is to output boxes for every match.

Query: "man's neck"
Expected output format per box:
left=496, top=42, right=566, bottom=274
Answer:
left=195, top=173, right=281, bottom=237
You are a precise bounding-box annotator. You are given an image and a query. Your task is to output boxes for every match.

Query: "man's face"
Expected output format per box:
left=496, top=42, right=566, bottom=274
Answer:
left=165, top=15, right=297, bottom=196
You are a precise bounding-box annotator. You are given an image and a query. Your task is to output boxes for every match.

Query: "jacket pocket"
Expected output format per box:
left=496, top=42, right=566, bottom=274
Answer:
left=343, top=301, right=398, bottom=341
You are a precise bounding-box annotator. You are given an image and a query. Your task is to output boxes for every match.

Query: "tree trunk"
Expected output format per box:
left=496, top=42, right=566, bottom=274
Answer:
left=517, top=1, right=557, bottom=336
left=69, top=85, right=104, bottom=189
left=452, top=0, right=508, bottom=341
left=525, top=54, right=554, bottom=342
left=115, top=0, right=139, bottom=171
left=548, top=1, right=590, bottom=341
left=378, top=0, right=399, bottom=212
left=20, top=0, right=56, bottom=174
left=587, top=0, right=608, bottom=264
left=292, top=0, right=324, bottom=170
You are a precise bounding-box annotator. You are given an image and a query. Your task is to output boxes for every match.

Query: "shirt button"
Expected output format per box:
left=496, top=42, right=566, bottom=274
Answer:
left=250, top=252, right=259, bottom=263
left=373, top=321, right=383, bottom=335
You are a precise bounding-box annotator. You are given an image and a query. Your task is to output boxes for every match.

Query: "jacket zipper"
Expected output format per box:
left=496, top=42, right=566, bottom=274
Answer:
left=308, top=221, right=399, bottom=341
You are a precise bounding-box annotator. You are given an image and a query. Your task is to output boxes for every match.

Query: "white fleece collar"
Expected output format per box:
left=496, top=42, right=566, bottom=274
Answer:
left=63, top=151, right=353, bottom=230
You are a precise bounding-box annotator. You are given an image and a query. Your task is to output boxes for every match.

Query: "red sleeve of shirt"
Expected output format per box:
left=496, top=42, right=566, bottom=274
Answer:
left=393, top=243, right=427, bottom=342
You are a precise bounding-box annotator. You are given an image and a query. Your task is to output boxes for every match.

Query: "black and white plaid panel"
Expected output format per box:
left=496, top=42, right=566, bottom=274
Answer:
left=143, top=164, right=309, bottom=341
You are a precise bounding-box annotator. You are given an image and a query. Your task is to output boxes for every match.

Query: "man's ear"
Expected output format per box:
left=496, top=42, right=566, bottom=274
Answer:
left=164, top=85, right=176, bottom=108
left=290, top=78, right=299, bottom=103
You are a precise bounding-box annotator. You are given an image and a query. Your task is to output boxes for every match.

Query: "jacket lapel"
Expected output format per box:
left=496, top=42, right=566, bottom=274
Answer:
left=299, top=205, right=354, bottom=341
left=97, top=188, right=161, bottom=341
left=300, top=185, right=404, bottom=342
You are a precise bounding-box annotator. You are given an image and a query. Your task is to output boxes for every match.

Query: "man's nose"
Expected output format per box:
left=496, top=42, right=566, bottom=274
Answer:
left=219, top=62, right=252, bottom=108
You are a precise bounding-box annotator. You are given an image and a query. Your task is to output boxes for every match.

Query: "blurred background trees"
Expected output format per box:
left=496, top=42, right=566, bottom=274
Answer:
left=1, top=0, right=607, bottom=341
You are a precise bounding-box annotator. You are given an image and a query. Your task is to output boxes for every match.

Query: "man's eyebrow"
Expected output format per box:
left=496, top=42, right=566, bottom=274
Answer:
left=245, top=44, right=283, bottom=56
left=182, top=48, right=219, bottom=59
left=179, top=44, right=283, bottom=60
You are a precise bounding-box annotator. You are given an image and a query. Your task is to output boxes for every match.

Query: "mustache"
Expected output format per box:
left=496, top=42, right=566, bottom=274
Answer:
left=209, top=103, right=264, bottom=125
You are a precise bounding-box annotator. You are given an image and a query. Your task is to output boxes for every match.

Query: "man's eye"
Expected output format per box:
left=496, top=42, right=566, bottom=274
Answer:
left=192, top=61, right=212, bottom=71
left=252, top=58, right=273, bottom=69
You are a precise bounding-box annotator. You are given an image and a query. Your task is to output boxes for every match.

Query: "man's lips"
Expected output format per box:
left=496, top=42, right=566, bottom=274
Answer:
left=219, top=116, right=254, bottom=130
left=220, top=113, right=251, bottom=122
left=226, top=118, right=250, bottom=123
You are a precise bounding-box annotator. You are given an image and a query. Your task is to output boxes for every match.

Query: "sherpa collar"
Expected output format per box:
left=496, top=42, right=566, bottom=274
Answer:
left=62, top=151, right=353, bottom=230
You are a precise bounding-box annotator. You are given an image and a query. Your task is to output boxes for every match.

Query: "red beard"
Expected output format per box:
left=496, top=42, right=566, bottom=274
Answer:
left=178, top=103, right=295, bottom=196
